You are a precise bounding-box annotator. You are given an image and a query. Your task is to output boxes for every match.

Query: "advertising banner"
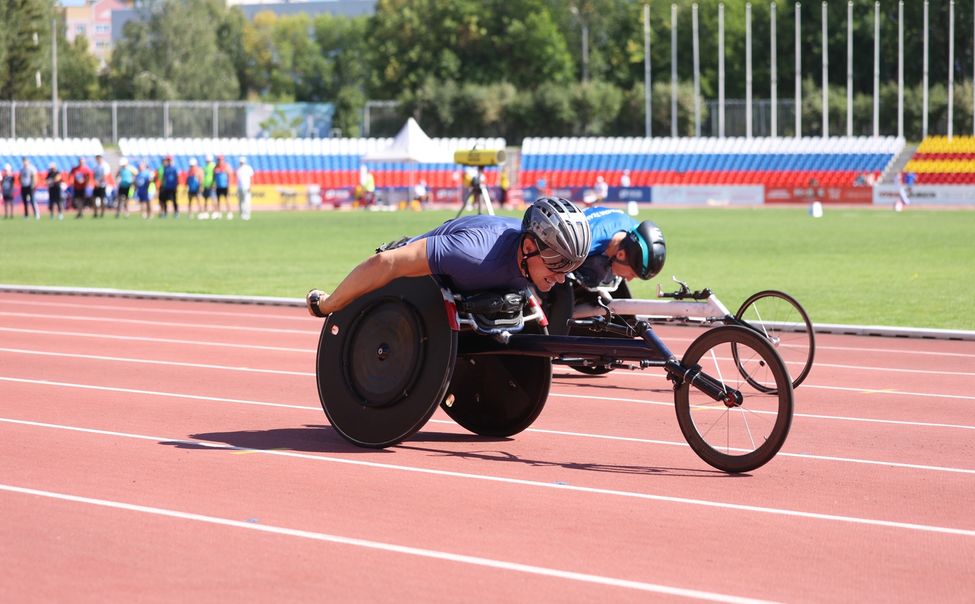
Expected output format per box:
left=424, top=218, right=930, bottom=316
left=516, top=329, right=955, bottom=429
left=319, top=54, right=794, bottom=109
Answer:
left=765, top=186, right=873, bottom=205
left=653, top=185, right=764, bottom=206
left=872, top=184, right=975, bottom=206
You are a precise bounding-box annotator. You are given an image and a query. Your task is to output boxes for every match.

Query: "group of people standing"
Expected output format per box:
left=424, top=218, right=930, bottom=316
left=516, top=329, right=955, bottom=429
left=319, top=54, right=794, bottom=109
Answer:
left=1, top=154, right=255, bottom=221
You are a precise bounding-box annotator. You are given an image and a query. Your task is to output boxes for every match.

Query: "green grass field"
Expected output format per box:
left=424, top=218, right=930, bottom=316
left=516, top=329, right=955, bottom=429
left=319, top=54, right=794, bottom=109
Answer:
left=2, top=207, right=973, bottom=330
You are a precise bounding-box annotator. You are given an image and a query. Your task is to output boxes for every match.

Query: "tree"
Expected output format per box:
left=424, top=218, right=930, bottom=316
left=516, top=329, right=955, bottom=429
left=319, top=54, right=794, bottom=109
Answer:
left=107, top=0, right=239, bottom=100
left=1, top=0, right=53, bottom=100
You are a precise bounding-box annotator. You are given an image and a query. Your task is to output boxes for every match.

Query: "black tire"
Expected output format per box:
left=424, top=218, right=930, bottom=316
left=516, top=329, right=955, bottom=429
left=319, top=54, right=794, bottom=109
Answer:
left=734, top=289, right=815, bottom=391
left=675, top=325, right=793, bottom=473
left=316, top=276, right=457, bottom=448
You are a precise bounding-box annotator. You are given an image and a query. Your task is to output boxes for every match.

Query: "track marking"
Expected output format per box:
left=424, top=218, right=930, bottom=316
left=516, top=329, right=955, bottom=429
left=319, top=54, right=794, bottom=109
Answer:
left=0, top=347, right=316, bottom=377
left=0, top=311, right=317, bottom=335
left=585, top=371, right=975, bottom=401
left=1, top=378, right=973, bottom=473
left=3, top=417, right=975, bottom=538
left=816, top=343, right=975, bottom=359
left=0, top=483, right=774, bottom=603
left=0, top=297, right=306, bottom=321
left=0, top=327, right=311, bottom=353
left=548, top=393, right=975, bottom=430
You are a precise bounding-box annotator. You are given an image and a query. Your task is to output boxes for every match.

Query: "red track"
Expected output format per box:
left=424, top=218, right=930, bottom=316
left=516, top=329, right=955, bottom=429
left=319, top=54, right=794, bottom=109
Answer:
left=1, top=291, right=972, bottom=602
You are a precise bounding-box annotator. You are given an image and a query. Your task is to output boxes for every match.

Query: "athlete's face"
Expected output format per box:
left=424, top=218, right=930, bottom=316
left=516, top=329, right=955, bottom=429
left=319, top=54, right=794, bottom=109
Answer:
left=522, top=238, right=568, bottom=292
left=611, top=250, right=638, bottom=281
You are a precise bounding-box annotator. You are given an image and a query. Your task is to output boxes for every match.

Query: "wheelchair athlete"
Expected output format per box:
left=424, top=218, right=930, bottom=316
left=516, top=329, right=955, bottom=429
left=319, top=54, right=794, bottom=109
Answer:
left=306, top=197, right=592, bottom=318
left=544, top=205, right=667, bottom=335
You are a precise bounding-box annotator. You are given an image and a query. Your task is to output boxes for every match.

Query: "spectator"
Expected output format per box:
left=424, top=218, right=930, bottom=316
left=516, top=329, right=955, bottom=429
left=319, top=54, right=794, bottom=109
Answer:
left=46, top=162, right=63, bottom=220
left=213, top=156, right=232, bottom=219
left=115, top=158, right=137, bottom=218
left=413, top=178, right=429, bottom=207
left=92, top=154, right=111, bottom=218
left=592, top=174, right=608, bottom=206
left=135, top=160, right=153, bottom=218
left=619, top=169, right=631, bottom=188
left=158, top=155, right=180, bottom=218
left=2, top=164, right=15, bottom=219
left=499, top=169, right=510, bottom=208
left=70, top=157, right=94, bottom=219
left=235, top=156, right=254, bottom=220
left=202, top=154, right=217, bottom=219
left=185, top=158, right=204, bottom=218
left=19, top=157, right=39, bottom=220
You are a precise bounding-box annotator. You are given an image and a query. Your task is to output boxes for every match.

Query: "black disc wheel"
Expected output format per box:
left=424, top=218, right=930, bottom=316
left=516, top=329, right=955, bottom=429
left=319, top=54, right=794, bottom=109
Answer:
left=445, top=322, right=551, bottom=437
left=734, top=290, right=815, bottom=391
left=316, top=276, right=457, bottom=448
left=675, top=325, right=794, bottom=473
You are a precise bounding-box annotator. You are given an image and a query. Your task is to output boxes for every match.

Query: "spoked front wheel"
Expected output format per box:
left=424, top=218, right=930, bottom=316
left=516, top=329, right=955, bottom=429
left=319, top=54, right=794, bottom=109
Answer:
left=735, top=290, right=815, bottom=391
left=675, top=325, right=794, bottom=473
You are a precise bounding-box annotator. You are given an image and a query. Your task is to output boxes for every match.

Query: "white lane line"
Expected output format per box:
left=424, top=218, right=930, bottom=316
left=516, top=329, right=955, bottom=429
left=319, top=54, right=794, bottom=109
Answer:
left=1, top=378, right=972, bottom=473
left=0, top=297, right=306, bottom=321
left=0, top=347, right=315, bottom=377
left=2, top=417, right=974, bottom=539
left=803, top=362, right=975, bottom=378
left=548, top=393, right=975, bottom=431
left=0, top=483, right=772, bottom=604
left=816, top=344, right=975, bottom=359
left=0, top=311, right=317, bottom=335
left=4, top=368, right=975, bottom=434
left=0, top=376, right=313, bottom=411
left=591, top=371, right=975, bottom=401
left=0, top=327, right=311, bottom=353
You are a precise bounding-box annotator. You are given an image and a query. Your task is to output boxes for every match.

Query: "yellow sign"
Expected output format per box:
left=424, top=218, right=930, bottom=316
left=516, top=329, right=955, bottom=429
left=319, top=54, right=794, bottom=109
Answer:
left=454, top=149, right=506, bottom=167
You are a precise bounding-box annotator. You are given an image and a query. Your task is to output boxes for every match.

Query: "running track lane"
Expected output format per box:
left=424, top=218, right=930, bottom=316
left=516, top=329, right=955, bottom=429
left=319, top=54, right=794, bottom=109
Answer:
left=0, top=292, right=973, bottom=602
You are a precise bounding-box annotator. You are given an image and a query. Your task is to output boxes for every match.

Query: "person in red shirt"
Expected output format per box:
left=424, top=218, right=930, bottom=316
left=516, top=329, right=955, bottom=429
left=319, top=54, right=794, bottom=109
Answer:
left=69, top=157, right=95, bottom=218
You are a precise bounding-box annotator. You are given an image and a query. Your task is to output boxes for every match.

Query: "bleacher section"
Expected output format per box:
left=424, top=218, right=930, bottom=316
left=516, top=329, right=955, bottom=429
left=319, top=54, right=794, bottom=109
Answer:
left=520, top=137, right=903, bottom=189
left=118, top=137, right=505, bottom=189
left=0, top=138, right=105, bottom=173
left=903, top=136, right=975, bottom=184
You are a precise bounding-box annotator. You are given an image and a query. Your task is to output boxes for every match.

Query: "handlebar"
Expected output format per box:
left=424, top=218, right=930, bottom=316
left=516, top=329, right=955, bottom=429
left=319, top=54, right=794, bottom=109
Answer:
left=657, top=276, right=712, bottom=301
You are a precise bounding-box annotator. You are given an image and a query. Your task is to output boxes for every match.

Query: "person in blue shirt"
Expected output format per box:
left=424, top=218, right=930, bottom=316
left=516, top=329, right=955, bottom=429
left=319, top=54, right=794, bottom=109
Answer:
left=115, top=158, right=137, bottom=218
left=544, top=205, right=666, bottom=335
left=306, top=197, right=592, bottom=318
left=135, top=160, right=154, bottom=219
left=158, top=155, right=180, bottom=218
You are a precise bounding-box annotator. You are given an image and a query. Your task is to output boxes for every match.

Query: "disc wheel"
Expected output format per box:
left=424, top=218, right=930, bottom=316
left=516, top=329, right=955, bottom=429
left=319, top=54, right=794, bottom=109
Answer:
left=675, top=325, right=794, bottom=473
left=316, top=276, right=457, bottom=448
left=734, top=290, right=815, bottom=391
left=444, top=321, right=551, bottom=437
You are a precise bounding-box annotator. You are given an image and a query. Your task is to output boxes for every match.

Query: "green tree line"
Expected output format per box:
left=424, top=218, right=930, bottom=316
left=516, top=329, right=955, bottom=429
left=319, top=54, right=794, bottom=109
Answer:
left=2, top=0, right=973, bottom=140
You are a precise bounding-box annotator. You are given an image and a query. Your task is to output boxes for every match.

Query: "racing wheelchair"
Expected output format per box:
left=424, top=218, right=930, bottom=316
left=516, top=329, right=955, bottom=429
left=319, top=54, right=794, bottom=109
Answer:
left=315, top=276, right=794, bottom=473
left=546, top=275, right=815, bottom=392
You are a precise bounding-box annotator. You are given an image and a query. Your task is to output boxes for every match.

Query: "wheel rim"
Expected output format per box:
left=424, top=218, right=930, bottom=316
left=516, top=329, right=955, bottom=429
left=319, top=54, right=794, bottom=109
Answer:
left=735, top=290, right=815, bottom=390
left=678, top=327, right=793, bottom=472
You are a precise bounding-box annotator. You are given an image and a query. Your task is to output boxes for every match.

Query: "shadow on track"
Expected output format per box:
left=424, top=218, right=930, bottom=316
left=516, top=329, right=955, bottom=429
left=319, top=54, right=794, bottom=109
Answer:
left=159, top=424, right=510, bottom=455
left=394, top=443, right=731, bottom=478
left=160, top=426, right=733, bottom=478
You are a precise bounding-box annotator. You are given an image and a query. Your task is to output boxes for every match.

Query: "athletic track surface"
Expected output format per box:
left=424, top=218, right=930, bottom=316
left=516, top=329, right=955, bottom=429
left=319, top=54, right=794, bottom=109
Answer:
left=1, top=291, right=972, bottom=603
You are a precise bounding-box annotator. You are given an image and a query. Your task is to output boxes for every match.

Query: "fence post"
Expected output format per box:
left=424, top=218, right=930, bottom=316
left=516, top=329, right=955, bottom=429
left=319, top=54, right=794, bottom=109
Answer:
left=213, top=103, right=219, bottom=138
left=112, top=101, right=118, bottom=144
left=10, top=102, right=14, bottom=138
left=163, top=102, right=170, bottom=138
left=771, top=2, right=777, bottom=138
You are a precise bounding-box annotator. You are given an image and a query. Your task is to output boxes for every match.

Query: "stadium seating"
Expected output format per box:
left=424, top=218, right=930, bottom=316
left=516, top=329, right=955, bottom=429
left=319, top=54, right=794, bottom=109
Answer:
left=903, top=136, right=975, bottom=184
left=117, top=137, right=505, bottom=188
left=0, top=138, right=105, bottom=174
left=519, top=136, right=903, bottom=189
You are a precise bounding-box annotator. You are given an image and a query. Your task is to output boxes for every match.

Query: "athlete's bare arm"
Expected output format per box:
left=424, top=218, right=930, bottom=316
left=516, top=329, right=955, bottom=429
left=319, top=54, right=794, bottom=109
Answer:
left=315, top=239, right=431, bottom=315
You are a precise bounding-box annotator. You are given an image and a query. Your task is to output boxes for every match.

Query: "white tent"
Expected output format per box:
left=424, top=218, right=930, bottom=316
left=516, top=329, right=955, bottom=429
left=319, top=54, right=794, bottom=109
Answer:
left=361, top=117, right=452, bottom=164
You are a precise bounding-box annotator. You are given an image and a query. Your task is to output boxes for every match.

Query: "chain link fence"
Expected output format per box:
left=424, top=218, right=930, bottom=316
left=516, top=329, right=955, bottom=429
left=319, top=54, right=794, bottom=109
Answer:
left=1, top=101, right=253, bottom=142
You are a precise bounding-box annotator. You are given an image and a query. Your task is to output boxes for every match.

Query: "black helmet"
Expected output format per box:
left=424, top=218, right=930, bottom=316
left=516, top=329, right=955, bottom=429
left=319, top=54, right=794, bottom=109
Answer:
left=522, top=197, right=592, bottom=273
left=622, top=220, right=666, bottom=279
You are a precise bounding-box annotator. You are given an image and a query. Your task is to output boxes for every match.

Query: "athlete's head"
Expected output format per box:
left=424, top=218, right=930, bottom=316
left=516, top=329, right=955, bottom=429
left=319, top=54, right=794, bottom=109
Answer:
left=617, top=220, right=666, bottom=280
left=520, top=197, right=592, bottom=291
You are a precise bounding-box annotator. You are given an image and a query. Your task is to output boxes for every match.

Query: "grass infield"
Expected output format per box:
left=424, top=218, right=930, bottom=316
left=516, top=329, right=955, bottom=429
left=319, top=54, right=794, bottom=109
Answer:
left=1, top=206, right=972, bottom=330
